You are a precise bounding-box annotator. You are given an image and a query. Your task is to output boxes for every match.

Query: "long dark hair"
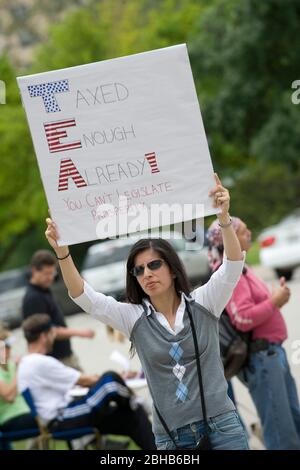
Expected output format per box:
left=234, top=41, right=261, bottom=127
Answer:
left=126, top=238, right=191, bottom=356
left=126, top=238, right=192, bottom=303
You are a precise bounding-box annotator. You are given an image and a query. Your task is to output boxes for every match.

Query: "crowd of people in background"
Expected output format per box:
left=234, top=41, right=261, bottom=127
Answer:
left=0, top=250, right=155, bottom=450
left=1, top=210, right=300, bottom=450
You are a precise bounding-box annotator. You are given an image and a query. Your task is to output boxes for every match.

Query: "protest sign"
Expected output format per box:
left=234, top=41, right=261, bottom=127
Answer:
left=17, top=44, right=217, bottom=245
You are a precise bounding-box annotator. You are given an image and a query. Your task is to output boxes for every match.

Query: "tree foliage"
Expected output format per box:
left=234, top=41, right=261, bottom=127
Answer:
left=1, top=0, right=299, bottom=269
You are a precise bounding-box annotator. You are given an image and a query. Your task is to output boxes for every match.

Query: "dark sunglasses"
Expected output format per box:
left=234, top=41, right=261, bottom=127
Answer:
left=130, top=259, right=165, bottom=277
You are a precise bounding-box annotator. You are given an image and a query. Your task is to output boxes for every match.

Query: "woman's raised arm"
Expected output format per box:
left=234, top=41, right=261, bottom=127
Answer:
left=209, top=173, right=243, bottom=262
left=45, top=217, right=84, bottom=298
left=44, top=216, right=141, bottom=338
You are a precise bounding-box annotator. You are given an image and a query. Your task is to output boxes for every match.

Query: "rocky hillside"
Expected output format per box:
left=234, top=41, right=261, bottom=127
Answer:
left=0, top=0, right=89, bottom=68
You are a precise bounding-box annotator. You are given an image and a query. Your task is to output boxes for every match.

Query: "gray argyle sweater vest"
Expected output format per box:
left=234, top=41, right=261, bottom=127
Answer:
left=130, top=298, right=235, bottom=435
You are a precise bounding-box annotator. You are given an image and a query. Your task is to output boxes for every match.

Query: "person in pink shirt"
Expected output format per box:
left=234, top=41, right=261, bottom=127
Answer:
left=207, top=217, right=300, bottom=450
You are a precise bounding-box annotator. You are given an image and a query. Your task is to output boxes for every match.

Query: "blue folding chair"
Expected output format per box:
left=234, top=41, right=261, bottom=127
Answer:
left=21, top=388, right=103, bottom=450
left=0, top=426, right=40, bottom=450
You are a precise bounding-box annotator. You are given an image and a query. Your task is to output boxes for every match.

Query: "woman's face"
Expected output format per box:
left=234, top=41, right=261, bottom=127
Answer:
left=133, top=248, right=175, bottom=298
left=236, top=222, right=252, bottom=252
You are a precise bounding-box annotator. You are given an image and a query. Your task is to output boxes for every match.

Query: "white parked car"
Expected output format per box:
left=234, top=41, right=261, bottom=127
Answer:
left=81, top=231, right=211, bottom=299
left=258, top=208, right=300, bottom=280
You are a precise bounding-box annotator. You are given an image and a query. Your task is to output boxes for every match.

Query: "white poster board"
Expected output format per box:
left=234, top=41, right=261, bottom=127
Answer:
left=17, top=44, right=217, bottom=246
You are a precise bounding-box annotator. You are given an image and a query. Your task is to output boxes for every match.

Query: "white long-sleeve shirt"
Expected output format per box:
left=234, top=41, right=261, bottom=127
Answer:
left=69, top=253, right=245, bottom=338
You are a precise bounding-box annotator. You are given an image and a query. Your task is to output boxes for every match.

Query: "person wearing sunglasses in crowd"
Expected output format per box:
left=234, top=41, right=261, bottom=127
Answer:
left=44, top=173, right=249, bottom=450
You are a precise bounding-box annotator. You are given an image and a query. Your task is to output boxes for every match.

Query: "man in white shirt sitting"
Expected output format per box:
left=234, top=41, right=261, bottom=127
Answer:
left=17, top=314, right=155, bottom=449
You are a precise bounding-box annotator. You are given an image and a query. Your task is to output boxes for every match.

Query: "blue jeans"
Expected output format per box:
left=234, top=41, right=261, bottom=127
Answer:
left=155, top=410, right=249, bottom=450
left=227, top=381, right=248, bottom=438
left=240, top=343, right=300, bottom=450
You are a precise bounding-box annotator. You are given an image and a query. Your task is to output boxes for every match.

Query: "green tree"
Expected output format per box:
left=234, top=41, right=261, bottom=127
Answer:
left=34, top=0, right=203, bottom=71
left=229, top=163, right=300, bottom=236
left=189, top=0, right=300, bottom=172
left=0, top=55, right=48, bottom=268
left=0, top=0, right=205, bottom=270
left=189, top=0, right=300, bottom=232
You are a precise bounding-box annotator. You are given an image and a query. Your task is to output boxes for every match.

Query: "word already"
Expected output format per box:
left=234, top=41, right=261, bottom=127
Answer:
left=58, top=152, right=159, bottom=191
left=57, top=151, right=161, bottom=191
left=83, top=159, right=146, bottom=185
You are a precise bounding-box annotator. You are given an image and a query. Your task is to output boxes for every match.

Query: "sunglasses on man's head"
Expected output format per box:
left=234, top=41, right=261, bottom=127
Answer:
left=130, top=259, right=165, bottom=277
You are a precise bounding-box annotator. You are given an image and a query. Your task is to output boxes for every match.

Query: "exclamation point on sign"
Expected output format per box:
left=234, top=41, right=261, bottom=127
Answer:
left=145, top=152, right=160, bottom=173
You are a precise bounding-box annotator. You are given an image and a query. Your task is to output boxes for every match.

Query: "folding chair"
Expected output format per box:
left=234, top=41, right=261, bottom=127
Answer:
left=21, top=388, right=103, bottom=450
left=0, top=426, right=40, bottom=450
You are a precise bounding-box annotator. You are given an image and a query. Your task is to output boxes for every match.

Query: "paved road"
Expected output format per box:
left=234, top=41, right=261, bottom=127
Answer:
left=11, top=265, right=300, bottom=449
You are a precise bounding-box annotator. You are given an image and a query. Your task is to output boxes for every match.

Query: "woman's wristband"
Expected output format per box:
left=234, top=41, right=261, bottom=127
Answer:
left=55, top=251, right=70, bottom=260
left=218, top=216, right=232, bottom=228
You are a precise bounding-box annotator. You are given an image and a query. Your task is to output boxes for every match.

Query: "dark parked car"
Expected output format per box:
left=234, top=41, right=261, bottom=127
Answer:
left=0, top=267, right=81, bottom=329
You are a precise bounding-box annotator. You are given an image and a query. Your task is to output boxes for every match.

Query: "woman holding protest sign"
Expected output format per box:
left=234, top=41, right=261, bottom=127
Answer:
left=45, top=173, right=249, bottom=450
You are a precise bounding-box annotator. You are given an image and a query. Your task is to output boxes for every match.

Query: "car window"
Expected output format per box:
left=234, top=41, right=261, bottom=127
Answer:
left=0, top=270, right=28, bottom=294
left=83, top=233, right=207, bottom=271
left=83, top=244, right=132, bottom=270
